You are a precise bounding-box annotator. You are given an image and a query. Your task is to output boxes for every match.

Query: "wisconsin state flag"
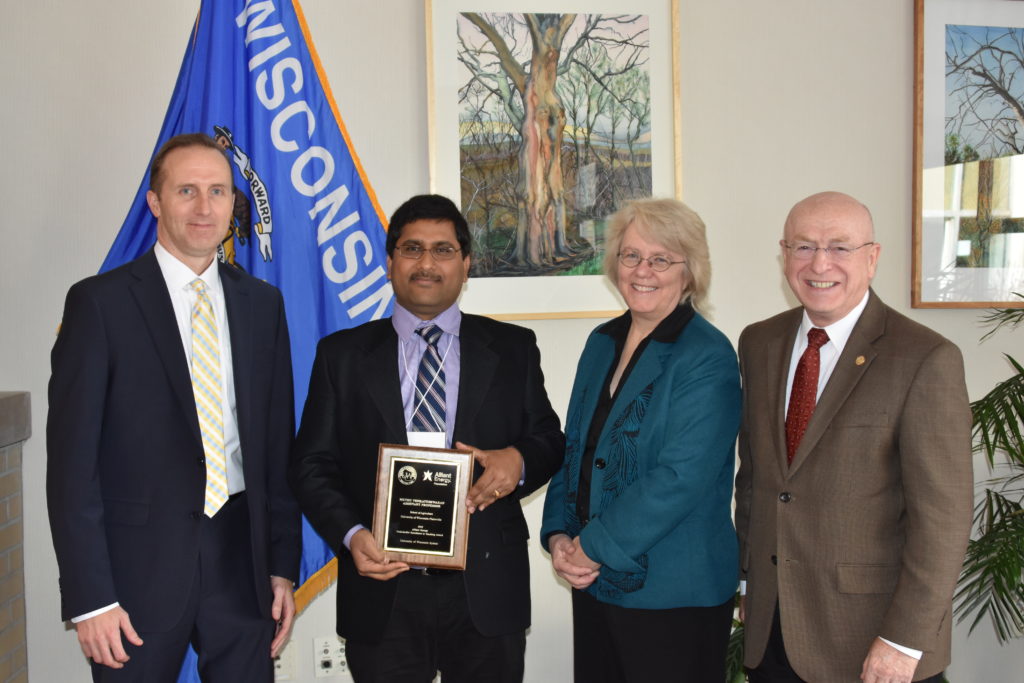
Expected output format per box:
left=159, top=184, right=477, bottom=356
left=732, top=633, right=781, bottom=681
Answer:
left=100, top=1, right=391, bottom=679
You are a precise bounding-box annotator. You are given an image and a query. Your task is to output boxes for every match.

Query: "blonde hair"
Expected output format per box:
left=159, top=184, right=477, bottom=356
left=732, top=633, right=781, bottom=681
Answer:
left=602, top=198, right=711, bottom=314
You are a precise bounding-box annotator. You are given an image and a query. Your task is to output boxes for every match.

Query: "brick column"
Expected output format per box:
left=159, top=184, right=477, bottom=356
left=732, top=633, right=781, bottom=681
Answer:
left=0, top=392, right=30, bottom=683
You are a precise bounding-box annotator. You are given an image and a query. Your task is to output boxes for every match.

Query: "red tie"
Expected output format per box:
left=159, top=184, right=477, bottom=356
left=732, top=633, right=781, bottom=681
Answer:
left=785, top=328, right=829, bottom=465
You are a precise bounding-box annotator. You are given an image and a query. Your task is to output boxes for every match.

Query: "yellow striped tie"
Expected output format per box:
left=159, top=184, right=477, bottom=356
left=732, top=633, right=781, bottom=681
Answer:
left=189, top=279, right=229, bottom=517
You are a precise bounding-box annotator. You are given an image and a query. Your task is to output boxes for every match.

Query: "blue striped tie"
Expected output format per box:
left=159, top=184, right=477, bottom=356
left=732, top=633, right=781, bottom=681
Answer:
left=411, top=325, right=446, bottom=432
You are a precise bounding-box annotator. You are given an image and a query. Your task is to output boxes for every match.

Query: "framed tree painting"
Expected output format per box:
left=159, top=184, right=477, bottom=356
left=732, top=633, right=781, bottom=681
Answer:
left=914, top=0, right=1024, bottom=307
left=426, top=0, right=681, bottom=319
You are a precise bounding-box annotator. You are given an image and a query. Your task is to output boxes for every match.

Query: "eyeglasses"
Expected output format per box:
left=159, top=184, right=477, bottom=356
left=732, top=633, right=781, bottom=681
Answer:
left=782, top=241, right=875, bottom=261
left=395, top=243, right=462, bottom=261
left=617, top=250, right=686, bottom=272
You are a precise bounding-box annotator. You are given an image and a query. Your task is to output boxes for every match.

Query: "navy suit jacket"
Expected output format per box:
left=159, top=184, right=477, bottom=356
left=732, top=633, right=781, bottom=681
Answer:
left=47, top=249, right=301, bottom=630
left=289, top=314, right=564, bottom=644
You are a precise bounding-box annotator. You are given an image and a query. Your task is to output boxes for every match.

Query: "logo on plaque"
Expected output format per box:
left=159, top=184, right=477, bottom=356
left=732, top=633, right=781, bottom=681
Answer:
left=397, top=466, right=417, bottom=485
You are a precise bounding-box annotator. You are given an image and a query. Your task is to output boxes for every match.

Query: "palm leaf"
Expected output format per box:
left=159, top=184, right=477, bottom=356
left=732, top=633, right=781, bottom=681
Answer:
left=954, top=489, right=1024, bottom=642
left=979, top=294, right=1024, bottom=341
left=970, top=355, right=1024, bottom=469
left=956, top=310, right=1024, bottom=648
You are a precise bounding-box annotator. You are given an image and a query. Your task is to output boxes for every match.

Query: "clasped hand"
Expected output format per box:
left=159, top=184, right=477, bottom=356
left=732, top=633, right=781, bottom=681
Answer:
left=549, top=534, right=600, bottom=589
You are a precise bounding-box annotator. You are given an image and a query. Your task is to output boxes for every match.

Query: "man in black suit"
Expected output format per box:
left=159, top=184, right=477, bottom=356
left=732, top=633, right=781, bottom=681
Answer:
left=289, top=194, right=564, bottom=683
left=47, top=133, right=301, bottom=682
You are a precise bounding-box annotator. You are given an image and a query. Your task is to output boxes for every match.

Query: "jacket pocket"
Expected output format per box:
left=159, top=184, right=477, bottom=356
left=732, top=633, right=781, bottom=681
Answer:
left=836, top=563, right=899, bottom=594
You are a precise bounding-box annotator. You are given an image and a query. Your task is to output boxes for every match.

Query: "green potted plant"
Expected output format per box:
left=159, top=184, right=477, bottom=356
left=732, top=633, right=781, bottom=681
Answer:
left=954, top=298, right=1024, bottom=644
left=726, top=596, right=745, bottom=682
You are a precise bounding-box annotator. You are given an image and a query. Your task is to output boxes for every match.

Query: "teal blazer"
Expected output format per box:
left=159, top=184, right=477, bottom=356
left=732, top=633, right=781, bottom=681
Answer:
left=541, top=307, right=740, bottom=609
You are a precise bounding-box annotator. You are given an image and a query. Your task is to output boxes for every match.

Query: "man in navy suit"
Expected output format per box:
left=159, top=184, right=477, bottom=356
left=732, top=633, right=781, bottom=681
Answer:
left=47, top=133, right=301, bottom=682
left=289, top=194, right=564, bottom=683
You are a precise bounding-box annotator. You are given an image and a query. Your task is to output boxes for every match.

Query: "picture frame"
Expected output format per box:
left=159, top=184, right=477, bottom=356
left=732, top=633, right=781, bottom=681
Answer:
left=425, top=0, right=681, bottom=319
left=913, top=0, right=1024, bottom=308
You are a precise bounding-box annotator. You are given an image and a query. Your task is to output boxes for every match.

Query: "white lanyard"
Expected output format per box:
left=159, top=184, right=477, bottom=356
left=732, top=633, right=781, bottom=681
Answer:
left=400, top=331, right=454, bottom=432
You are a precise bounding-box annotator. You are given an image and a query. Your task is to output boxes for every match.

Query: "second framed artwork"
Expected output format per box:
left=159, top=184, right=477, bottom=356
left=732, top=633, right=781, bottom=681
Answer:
left=914, top=0, right=1024, bottom=307
left=426, top=0, right=681, bottom=319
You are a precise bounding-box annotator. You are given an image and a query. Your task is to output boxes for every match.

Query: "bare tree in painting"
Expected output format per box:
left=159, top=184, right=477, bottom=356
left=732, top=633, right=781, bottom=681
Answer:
left=458, top=102, right=520, bottom=272
left=604, top=67, right=651, bottom=203
left=561, top=41, right=613, bottom=216
left=945, top=25, right=1024, bottom=269
left=946, top=25, right=1024, bottom=159
left=622, top=69, right=652, bottom=195
left=458, top=13, right=649, bottom=273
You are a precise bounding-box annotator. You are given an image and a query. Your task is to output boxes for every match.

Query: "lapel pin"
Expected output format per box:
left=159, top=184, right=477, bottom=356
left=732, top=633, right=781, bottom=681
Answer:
left=855, top=355, right=865, bottom=366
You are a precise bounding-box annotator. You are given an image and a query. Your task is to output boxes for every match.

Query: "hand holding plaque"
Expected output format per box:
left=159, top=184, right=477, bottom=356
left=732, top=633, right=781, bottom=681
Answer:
left=372, top=444, right=473, bottom=569
left=457, top=441, right=524, bottom=513
left=349, top=529, right=409, bottom=580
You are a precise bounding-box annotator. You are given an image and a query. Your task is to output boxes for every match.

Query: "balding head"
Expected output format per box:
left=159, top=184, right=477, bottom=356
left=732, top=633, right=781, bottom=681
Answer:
left=784, top=191, right=875, bottom=243
left=781, top=191, right=881, bottom=327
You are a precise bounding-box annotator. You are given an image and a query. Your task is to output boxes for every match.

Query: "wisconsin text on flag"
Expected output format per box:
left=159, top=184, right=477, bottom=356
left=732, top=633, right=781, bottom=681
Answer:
left=236, top=0, right=391, bottom=321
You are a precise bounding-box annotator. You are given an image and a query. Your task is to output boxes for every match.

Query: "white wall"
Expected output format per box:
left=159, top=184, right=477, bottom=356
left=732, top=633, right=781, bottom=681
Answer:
left=2, top=0, right=1020, bottom=680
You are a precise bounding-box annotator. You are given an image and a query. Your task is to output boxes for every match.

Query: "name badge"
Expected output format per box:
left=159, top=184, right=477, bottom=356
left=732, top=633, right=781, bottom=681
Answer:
left=407, top=431, right=446, bottom=449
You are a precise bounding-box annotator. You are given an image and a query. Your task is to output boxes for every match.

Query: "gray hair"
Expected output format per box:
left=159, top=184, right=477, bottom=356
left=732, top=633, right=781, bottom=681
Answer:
left=602, top=198, right=711, bottom=314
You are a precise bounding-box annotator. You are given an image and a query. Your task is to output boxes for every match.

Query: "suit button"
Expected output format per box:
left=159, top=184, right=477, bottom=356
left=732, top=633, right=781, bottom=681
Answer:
left=594, top=459, right=606, bottom=470
left=779, top=492, right=792, bottom=503
left=189, top=511, right=202, bottom=519
left=197, top=457, right=205, bottom=465
left=771, top=555, right=777, bottom=565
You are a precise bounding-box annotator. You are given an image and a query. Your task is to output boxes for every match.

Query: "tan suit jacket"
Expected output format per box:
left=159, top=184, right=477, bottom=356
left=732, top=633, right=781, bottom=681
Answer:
left=735, top=291, right=973, bottom=681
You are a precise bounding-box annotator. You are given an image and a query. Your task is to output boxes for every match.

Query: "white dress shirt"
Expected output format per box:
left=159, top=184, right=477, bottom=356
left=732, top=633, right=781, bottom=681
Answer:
left=783, top=291, right=870, bottom=412
left=73, top=244, right=245, bottom=623
left=155, top=243, right=244, bottom=495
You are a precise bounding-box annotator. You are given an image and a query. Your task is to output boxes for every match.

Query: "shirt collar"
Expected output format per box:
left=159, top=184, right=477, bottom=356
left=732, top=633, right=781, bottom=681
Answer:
left=799, top=289, right=870, bottom=352
left=598, top=301, right=695, bottom=344
left=392, top=301, right=462, bottom=341
left=154, top=242, right=222, bottom=296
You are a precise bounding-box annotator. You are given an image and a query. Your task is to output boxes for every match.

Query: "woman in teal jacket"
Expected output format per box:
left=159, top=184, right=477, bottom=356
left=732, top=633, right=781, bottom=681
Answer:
left=541, top=198, right=740, bottom=681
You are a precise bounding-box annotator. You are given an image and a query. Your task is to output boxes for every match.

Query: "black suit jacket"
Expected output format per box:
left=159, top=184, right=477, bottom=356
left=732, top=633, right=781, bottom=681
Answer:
left=289, top=314, right=564, bottom=644
left=46, top=249, right=301, bottom=631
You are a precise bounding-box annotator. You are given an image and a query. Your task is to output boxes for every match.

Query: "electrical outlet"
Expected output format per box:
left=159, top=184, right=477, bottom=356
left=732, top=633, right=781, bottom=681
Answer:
left=273, top=640, right=295, bottom=680
left=313, top=635, right=347, bottom=679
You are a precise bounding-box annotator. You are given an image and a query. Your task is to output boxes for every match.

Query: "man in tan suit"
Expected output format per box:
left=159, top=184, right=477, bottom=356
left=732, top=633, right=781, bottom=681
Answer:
left=734, top=191, right=973, bottom=683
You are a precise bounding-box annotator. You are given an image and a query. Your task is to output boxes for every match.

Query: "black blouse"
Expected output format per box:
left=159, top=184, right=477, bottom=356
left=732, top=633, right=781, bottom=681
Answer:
left=575, top=302, right=695, bottom=524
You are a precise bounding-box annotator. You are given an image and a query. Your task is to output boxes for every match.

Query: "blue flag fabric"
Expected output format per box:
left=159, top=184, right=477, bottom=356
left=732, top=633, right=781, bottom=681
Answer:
left=100, top=2, right=392, bottom=679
